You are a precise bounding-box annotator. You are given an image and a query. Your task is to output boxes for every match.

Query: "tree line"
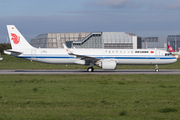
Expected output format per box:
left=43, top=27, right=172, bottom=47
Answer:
left=0, top=43, right=11, bottom=54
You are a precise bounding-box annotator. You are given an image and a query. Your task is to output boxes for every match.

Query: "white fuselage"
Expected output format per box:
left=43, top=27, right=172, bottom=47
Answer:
left=5, top=48, right=177, bottom=65
left=5, top=25, right=177, bottom=72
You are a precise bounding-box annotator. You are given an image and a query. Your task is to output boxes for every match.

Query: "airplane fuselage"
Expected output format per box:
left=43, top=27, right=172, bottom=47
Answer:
left=170, top=52, right=180, bottom=55
left=5, top=25, right=177, bottom=72
left=5, top=48, right=176, bottom=65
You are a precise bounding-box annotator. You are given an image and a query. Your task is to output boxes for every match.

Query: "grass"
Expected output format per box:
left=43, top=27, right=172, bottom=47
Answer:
left=0, top=74, right=179, bottom=120
left=0, top=55, right=87, bottom=69
left=160, top=108, right=178, bottom=113
left=0, top=55, right=180, bottom=69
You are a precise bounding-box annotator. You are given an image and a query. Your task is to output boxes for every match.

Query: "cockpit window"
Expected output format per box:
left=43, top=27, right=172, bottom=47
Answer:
left=165, top=53, right=170, bottom=56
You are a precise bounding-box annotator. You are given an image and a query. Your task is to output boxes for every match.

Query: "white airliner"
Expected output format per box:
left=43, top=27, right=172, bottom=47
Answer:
left=0, top=53, right=2, bottom=60
left=4, top=25, right=177, bottom=72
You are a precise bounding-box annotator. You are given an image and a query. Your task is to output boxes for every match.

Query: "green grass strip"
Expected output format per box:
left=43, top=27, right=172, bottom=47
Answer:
left=0, top=74, right=179, bottom=120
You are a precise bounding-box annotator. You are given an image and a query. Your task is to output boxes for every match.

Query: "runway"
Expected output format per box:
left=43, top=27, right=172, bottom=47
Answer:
left=0, top=69, right=180, bottom=75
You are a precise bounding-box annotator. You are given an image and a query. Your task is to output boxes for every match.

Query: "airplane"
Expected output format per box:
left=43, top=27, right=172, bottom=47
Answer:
left=0, top=54, right=3, bottom=60
left=167, top=45, right=180, bottom=57
left=4, top=25, right=177, bottom=72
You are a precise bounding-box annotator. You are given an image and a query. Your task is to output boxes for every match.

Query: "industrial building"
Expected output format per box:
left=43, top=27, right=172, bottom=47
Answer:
left=30, top=32, right=90, bottom=48
left=30, top=32, right=142, bottom=49
left=142, top=37, right=167, bottom=51
left=167, top=35, right=180, bottom=51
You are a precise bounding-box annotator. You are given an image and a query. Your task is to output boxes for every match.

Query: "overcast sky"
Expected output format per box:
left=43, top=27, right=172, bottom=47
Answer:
left=1, top=0, right=180, bottom=43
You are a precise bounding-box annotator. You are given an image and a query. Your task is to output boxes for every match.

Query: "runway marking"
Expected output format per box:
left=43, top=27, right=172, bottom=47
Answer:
left=0, top=69, right=180, bottom=75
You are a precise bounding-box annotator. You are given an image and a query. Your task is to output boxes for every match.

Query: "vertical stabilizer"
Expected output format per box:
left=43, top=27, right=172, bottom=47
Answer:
left=167, top=45, right=175, bottom=52
left=7, top=25, right=34, bottom=49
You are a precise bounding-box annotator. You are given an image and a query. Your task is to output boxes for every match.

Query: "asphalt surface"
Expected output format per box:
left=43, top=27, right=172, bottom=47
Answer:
left=0, top=69, right=180, bottom=74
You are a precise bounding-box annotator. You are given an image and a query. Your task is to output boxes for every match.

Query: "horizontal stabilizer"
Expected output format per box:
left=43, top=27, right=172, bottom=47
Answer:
left=4, top=49, right=22, bottom=55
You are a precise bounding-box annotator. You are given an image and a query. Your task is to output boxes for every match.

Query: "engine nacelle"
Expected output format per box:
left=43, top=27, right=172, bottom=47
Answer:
left=100, top=60, right=117, bottom=70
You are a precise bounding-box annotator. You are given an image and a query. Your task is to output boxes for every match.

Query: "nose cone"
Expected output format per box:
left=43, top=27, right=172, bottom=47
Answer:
left=171, top=57, right=177, bottom=63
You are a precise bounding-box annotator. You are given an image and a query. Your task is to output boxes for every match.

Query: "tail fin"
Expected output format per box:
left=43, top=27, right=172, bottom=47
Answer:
left=167, top=45, right=175, bottom=52
left=7, top=25, right=34, bottom=49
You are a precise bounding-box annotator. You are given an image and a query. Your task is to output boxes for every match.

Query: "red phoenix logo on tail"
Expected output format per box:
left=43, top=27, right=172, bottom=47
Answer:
left=11, top=33, right=20, bottom=44
left=167, top=45, right=175, bottom=52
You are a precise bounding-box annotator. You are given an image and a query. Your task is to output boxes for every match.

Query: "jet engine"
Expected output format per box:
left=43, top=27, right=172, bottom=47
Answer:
left=96, top=60, right=117, bottom=70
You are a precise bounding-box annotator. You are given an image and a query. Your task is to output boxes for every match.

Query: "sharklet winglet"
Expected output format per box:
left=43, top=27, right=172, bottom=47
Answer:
left=63, top=44, right=73, bottom=55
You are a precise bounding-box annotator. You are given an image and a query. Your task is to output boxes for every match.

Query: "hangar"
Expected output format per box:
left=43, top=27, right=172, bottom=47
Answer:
left=142, top=37, right=167, bottom=51
left=30, top=32, right=90, bottom=48
left=30, top=32, right=142, bottom=49
left=167, top=35, right=180, bottom=51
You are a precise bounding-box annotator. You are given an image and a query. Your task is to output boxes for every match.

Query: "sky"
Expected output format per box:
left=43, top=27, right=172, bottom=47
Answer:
left=1, top=0, right=180, bottom=43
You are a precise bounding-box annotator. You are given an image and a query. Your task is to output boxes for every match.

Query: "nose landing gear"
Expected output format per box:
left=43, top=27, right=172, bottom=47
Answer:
left=155, top=65, right=159, bottom=72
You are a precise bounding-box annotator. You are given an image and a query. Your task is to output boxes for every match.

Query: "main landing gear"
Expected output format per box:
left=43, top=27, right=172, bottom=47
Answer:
left=87, top=67, right=94, bottom=72
left=87, top=64, right=160, bottom=72
left=87, top=62, right=95, bottom=72
left=155, top=65, right=159, bottom=72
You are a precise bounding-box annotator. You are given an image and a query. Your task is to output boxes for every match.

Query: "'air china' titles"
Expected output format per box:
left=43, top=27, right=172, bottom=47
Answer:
left=135, top=51, right=149, bottom=53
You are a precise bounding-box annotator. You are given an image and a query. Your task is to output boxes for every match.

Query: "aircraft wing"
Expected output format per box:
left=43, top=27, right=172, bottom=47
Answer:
left=63, top=44, right=100, bottom=62
left=72, top=53, right=100, bottom=62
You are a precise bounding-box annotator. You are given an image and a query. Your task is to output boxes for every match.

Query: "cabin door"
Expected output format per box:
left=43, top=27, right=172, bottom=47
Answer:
left=155, top=50, right=160, bottom=59
left=31, top=49, right=36, bottom=58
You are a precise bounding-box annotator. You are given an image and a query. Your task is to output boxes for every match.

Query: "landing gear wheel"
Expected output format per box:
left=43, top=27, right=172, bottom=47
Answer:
left=155, top=65, right=159, bottom=72
left=87, top=67, right=94, bottom=72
